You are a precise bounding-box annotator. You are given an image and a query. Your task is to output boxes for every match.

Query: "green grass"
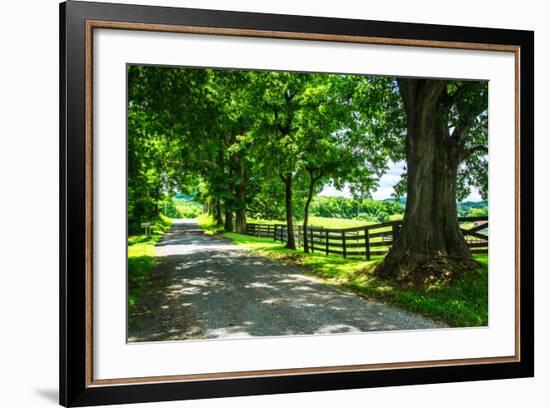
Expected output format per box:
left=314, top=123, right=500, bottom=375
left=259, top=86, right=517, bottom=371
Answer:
left=173, top=199, right=202, bottom=218
left=128, top=214, right=172, bottom=319
left=249, top=214, right=478, bottom=232
left=223, top=232, right=488, bottom=327
left=247, top=216, right=373, bottom=229
left=247, top=215, right=406, bottom=230
left=196, top=213, right=225, bottom=235
left=247, top=217, right=285, bottom=225
left=308, top=216, right=372, bottom=229
left=159, top=196, right=203, bottom=219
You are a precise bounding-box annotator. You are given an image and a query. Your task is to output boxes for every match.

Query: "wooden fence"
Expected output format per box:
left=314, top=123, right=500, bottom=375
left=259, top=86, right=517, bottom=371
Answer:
left=246, top=216, right=488, bottom=260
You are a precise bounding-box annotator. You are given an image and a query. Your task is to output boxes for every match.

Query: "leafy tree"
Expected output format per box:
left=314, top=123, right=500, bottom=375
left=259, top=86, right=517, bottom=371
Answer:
left=296, top=75, right=387, bottom=252
left=127, top=64, right=489, bottom=285
left=250, top=72, right=313, bottom=249
left=467, top=206, right=488, bottom=217
left=375, top=79, right=488, bottom=281
left=214, top=71, right=258, bottom=233
left=127, top=65, right=214, bottom=229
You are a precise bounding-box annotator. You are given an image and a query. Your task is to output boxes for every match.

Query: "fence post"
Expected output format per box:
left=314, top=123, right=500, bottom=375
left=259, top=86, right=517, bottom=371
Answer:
left=342, top=230, right=347, bottom=259
left=364, top=227, right=371, bottom=261
left=273, top=224, right=277, bottom=241
left=325, top=230, right=329, bottom=256
left=310, top=227, right=314, bottom=253
left=298, top=225, right=302, bottom=247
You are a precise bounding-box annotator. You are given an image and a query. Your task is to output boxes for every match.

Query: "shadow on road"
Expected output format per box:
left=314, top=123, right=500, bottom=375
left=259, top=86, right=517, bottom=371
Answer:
left=128, top=219, right=442, bottom=342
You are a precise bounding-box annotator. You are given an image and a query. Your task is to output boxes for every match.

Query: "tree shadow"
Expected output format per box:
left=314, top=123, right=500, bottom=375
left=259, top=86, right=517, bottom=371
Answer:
left=128, top=235, right=443, bottom=342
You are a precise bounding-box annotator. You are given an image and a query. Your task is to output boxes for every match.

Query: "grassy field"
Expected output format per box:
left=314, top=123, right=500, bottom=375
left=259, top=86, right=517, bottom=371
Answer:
left=247, top=216, right=377, bottom=229
left=247, top=215, right=481, bottom=254
left=223, top=232, right=488, bottom=327
left=309, top=216, right=372, bottom=229
left=310, top=214, right=404, bottom=228
left=249, top=214, right=473, bottom=231
left=127, top=214, right=172, bottom=321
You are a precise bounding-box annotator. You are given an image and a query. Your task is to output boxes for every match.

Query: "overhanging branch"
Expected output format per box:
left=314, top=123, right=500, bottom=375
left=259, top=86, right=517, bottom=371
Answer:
left=463, top=144, right=488, bottom=158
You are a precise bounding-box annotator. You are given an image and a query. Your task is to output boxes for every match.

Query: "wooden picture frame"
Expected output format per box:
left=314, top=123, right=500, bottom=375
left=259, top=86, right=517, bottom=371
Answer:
left=60, top=1, right=534, bottom=406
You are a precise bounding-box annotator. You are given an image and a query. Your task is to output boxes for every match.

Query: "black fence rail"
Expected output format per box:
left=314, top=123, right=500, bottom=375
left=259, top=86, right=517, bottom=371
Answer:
left=246, top=216, right=488, bottom=260
left=459, top=216, right=489, bottom=254
left=246, top=223, right=279, bottom=238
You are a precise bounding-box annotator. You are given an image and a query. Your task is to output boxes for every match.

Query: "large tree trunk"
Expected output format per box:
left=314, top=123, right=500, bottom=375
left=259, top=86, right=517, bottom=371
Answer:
left=375, top=79, right=477, bottom=283
left=235, top=208, right=247, bottom=234
left=282, top=175, right=296, bottom=250
left=224, top=206, right=234, bottom=232
left=235, top=157, right=247, bottom=234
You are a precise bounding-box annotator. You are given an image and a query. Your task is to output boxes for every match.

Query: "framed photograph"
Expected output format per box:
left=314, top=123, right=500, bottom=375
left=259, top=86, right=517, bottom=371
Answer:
left=60, top=1, right=534, bottom=406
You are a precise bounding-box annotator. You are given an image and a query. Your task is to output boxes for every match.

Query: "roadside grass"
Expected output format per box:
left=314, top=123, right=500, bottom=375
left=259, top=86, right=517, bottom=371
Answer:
left=128, top=214, right=172, bottom=321
left=196, top=213, right=225, bottom=235
left=223, top=232, right=488, bottom=327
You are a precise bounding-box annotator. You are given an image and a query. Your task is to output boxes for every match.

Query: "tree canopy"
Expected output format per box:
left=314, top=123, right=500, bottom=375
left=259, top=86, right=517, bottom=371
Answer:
left=127, top=65, right=488, bottom=280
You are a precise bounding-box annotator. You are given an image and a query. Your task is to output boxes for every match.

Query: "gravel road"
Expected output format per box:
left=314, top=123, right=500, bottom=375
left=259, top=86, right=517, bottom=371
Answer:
left=128, top=219, right=444, bottom=342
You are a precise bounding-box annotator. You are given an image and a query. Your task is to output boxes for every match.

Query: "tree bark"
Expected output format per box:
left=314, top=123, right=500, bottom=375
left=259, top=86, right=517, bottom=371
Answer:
left=282, top=174, right=296, bottom=250
left=224, top=206, right=234, bottom=232
left=215, top=197, right=223, bottom=226
left=375, top=79, right=477, bottom=283
left=303, top=170, right=320, bottom=253
left=235, top=208, right=247, bottom=233
left=235, top=156, right=247, bottom=234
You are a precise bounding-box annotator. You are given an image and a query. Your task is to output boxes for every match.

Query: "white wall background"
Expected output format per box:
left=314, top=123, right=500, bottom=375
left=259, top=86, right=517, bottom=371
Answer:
left=0, top=0, right=545, bottom=407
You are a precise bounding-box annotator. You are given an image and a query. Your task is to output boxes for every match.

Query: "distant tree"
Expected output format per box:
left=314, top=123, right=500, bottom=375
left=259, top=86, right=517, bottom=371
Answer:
left=467, top=206, right=488, bottom=217
left=309, top=196, right=404, bottom=223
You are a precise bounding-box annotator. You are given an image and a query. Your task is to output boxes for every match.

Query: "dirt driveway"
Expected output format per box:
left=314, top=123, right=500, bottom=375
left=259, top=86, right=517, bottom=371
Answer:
left=128, top=219, right=444, bottom=342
